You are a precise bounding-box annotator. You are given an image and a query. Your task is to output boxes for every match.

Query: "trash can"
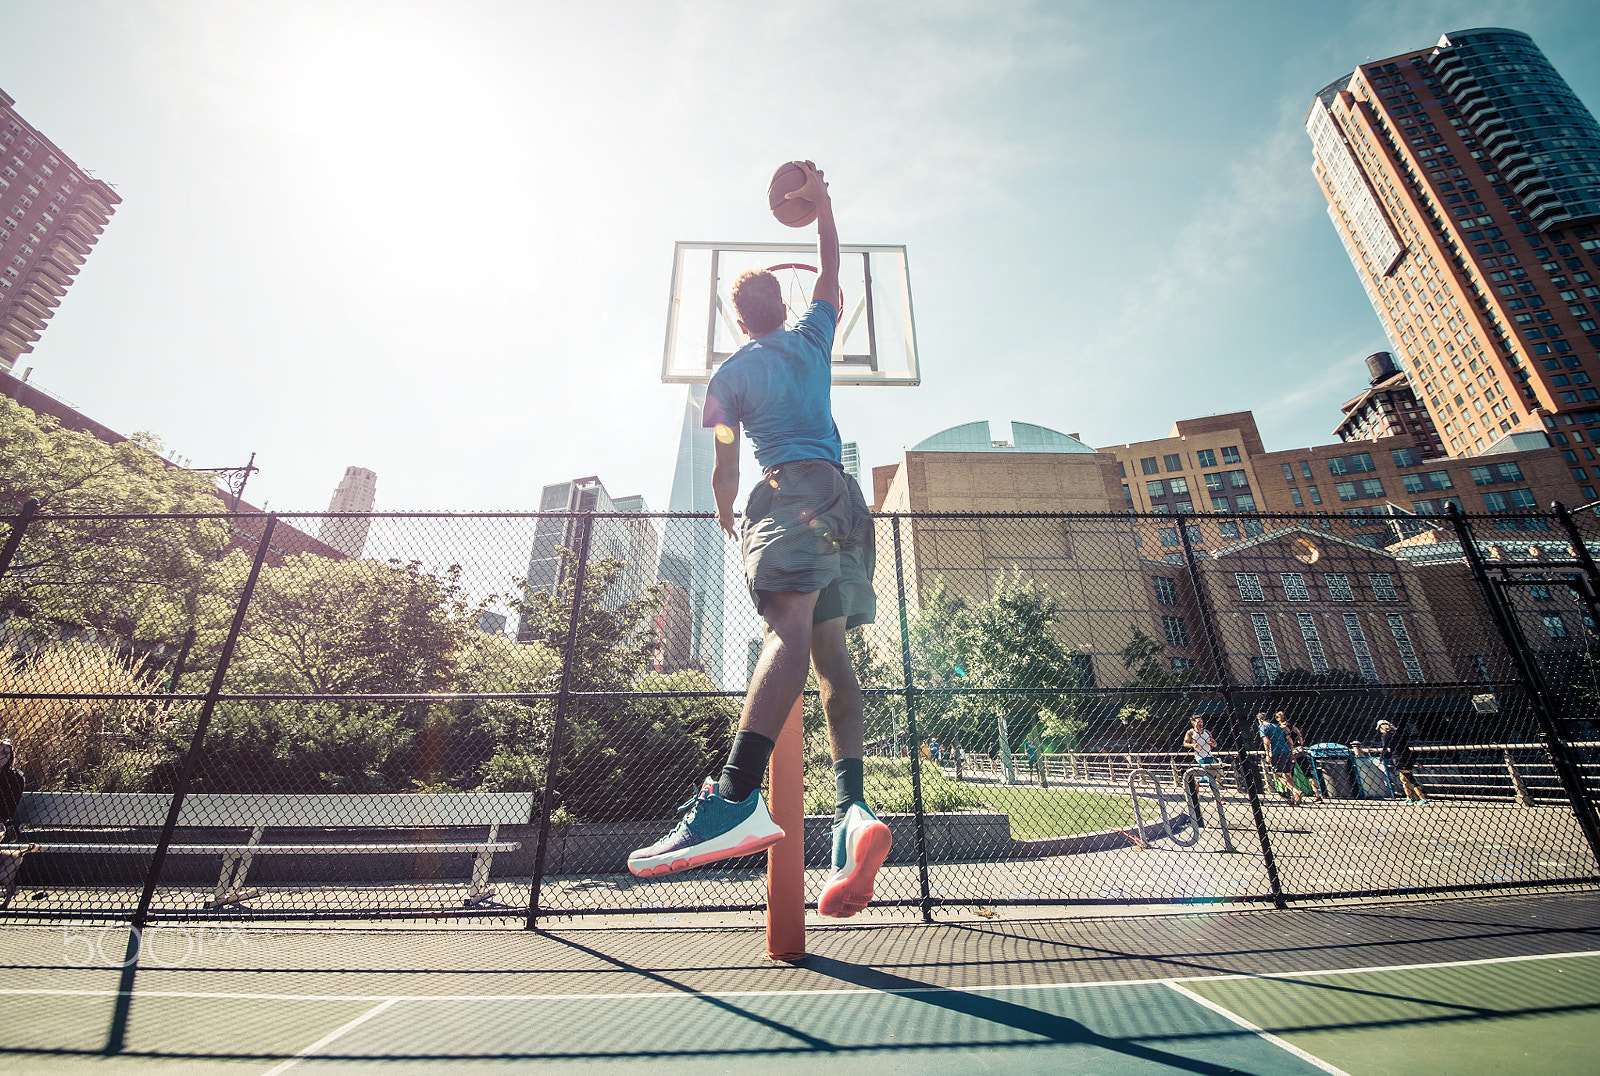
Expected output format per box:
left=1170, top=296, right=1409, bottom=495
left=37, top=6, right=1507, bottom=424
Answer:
left=1307, top=742, right=1355, bottom=799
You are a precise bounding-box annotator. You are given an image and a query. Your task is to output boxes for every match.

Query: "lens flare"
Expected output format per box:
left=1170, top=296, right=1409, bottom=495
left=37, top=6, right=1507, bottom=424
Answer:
left=714, top=424, right=735, bottom=444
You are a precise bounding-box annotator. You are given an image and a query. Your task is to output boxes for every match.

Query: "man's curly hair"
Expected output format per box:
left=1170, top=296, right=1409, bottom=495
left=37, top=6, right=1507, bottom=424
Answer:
left=731, top=269, right=786, bottom=338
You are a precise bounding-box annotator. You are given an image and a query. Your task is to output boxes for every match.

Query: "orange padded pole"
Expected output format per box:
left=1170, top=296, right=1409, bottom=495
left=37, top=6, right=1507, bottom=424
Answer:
left=766, top=695, right=806, bottom=961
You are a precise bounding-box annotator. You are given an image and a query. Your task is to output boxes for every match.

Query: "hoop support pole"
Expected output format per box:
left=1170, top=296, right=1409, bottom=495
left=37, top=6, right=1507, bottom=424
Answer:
left=766, top=695, right=806, bottom=961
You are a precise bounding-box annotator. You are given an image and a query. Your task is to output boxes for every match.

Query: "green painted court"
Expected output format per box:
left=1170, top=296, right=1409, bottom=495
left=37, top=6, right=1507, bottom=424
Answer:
left=2, top=892, right=1597, bottom=1074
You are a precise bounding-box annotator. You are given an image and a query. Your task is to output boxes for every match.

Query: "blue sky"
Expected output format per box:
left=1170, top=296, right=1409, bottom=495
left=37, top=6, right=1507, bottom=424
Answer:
left=5, top=0, right=1600, bottom=513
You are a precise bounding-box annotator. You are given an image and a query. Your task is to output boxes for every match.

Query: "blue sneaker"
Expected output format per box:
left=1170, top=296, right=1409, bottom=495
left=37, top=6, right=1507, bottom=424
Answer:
left=627, top=778, right=784, bottom=878
left=818, top=802, right=892, bottom=918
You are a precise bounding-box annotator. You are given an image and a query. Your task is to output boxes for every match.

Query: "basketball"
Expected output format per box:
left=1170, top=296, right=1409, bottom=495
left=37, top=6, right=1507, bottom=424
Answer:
left=768, top=161, right=817, bottom=228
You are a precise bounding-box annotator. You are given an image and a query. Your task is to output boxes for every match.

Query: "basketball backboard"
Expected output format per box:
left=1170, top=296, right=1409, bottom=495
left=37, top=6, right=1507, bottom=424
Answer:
left=662, top=241, right=919, bottom=386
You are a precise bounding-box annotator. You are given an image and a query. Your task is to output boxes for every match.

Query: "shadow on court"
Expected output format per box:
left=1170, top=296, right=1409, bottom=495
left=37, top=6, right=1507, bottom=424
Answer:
left=0, top=890, right=1595, bottom=1072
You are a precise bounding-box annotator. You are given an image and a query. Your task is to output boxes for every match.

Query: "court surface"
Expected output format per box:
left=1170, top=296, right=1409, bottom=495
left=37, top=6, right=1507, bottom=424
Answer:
left=2, top=890, right=1597, bottom=1074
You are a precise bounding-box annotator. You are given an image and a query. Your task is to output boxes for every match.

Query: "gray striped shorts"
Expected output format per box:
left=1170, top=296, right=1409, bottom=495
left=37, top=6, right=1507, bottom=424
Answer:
left=740, top=458, right=876, bottom=629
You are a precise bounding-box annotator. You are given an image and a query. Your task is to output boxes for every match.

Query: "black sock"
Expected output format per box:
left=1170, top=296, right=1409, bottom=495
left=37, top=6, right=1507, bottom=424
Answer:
left=834, top=757, right=864, bottom=821
left=718, top=730, right=775, bottom=802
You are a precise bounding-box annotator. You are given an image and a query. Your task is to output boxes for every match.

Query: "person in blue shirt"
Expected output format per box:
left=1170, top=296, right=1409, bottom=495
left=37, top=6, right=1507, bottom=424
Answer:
left=1258, top=712, right=1303, bottom=806
left=629, top=163, right=890, bottom=918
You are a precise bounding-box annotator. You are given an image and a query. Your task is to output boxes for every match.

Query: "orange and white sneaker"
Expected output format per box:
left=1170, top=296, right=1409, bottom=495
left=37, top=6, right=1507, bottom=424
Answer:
left=818, top=802, right=892, bottom=918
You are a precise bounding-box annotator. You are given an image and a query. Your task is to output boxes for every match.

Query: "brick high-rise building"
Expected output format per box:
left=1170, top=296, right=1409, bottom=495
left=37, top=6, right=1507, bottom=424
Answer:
left=0, top=89, right=119, bottom=372
left=1307, top=28, right=1600, bottom=458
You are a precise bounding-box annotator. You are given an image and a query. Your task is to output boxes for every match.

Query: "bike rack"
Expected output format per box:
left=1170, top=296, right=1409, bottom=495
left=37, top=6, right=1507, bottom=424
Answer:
left=1180, top=765, right=1236, bottom=853
left=1127, top=769, right=1172, bottom=847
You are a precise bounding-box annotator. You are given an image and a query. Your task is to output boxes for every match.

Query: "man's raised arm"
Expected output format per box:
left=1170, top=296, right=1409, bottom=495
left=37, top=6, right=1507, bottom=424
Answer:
left=787, top=161, right=838, bottom=312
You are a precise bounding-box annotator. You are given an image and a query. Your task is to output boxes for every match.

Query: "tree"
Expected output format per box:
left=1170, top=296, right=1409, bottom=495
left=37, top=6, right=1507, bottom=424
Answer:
left=0, top=397, right=228, bottom=640
left=478, top=551, right=738, bottom=822
left=908, top=572, right=1093, bottom=759
left=1111, top=627, right=1204, bottom=747
left=166, top=555, right=492, bottom=793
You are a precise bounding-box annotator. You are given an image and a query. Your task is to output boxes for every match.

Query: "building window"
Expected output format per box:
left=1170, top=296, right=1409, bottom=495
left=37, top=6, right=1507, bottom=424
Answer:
left=1290, top=488, right=1304, bottom=507
left=1427, top=470, right=1454, bottom=489
left=1141, top=457, right=1160, bottom=475
left=1236, top=494, right=1257, bottom=511
left=1159, top=527, right=1180, bottom=547
left=1308, top=485, right=1323, bottom=505
left=1218, top=521, right=1241, bottom=540
left=1068, top=653, right=1096, bottom=687
left=1164, top=453, right=1183, bottom=472
left=1162, top=615, right=1189, bottom=647
left=1528, top=575, right=1552, bottom=601
left=1221, top=446, right=1242, bottom=464
left=1282, top=463, right=1296, bottom=483
left=1468, top=653, right=1490, bottom=681
left=1211, top=495, right=1229, bottom=511
left=1297, top=612, right=1329, bottom=675
left=1343, top=613, right=1378, bottom=681
left=1196, top=448, right=1216, bottom=467
left=1204, top=473, right=1224, bottom=492
left=1123, top=484, right=1132, bottom=502
left=1482, top=488, right=1538, bottom=511
left=1281, top=572, right=1310, bottom=601
left=1299, top=460, right=1313, bottom=481
left=1369, top=572, right=1399, bottom=601
left=1391, top=447, right=1419, bottom=467
left=1146, top=480, right=1165, bottom=498
left=1326, top=572, right=1354, bottom=601
left=1235, top=572, right=1265, bottom=601
left=1168, top=476, right=1189, bottom=495
left=1386, top=613, right=1425, bottom=683
left=1164, top=552, right=1184, bottom=565
left=1542, top=613, right=1568, bottom=639
left=1250, top=613, right=1281, bottom=682
left=1228, top=469, right=1249, bottom=489
left=1172, top=656, right=1196, bottom=672
left=1174, top=500, right=1194, bottom=513
left=1153, top=576, right=1179, bottom=605
left=1361, top=478, right=1385, bottom=498
left=1336, top=481, right=1359, bottom=501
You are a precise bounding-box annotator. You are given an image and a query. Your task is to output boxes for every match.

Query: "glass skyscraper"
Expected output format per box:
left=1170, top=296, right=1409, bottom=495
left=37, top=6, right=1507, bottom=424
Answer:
left=659, top=384, right=725, bottom=686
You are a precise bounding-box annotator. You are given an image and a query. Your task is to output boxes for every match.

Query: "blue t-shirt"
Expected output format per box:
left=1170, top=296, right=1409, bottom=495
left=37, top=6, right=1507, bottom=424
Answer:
left=703, top=300, right=842, bottom=468
left=1260, top=722, right=1292, bottom=757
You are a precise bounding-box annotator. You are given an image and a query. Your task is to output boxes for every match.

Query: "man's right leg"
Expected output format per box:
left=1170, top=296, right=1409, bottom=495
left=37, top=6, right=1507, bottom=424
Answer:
left=627, top=590, right=817, bottom=878
left=810, top=615, right=891, bottom=918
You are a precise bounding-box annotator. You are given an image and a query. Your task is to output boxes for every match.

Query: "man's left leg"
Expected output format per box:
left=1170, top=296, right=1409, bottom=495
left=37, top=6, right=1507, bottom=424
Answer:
left=811, top=615, right=892, bottom=918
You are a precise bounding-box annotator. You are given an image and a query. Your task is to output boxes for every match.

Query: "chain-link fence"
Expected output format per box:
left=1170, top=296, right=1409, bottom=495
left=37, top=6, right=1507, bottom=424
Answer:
left=2, top=501, right=1598, bottom=926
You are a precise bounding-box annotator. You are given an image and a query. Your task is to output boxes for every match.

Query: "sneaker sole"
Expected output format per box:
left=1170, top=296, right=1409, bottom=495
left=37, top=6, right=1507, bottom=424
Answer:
left=818, top=820, right=892, bottom=919
left=627, top=829, right=784, bottom=878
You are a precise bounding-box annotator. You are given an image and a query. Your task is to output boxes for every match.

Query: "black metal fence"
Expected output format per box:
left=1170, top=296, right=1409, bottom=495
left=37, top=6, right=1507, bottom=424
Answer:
left=2, top=501, right=1598, bottom=927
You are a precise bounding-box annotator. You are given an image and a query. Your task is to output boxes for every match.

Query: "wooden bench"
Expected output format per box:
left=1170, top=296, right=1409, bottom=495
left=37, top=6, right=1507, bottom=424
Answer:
left=14, top=791, right=536, bottom=909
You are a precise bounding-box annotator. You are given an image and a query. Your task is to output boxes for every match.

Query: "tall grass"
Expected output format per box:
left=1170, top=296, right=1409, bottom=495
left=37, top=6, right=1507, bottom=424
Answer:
left=0, top=640, right=181, bottom=791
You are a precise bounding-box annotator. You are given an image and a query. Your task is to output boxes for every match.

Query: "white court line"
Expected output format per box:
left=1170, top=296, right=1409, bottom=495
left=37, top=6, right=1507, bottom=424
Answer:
left=257, top=997, right=397, bottom=1076
left=1166, top=981, right=1351, bottom=1076
left=4, top=948, right=1597, bottom=1006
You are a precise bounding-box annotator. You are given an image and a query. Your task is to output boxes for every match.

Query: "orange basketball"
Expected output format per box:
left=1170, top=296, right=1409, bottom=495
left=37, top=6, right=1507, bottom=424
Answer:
left=768, top=161, right=817, bottom=228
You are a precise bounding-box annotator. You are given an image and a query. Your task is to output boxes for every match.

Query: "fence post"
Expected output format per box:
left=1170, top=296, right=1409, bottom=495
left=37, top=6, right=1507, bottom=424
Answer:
left=1177, top=512, right=1287, bottom=909
left=892, top=516, right=934, bottom=921
left=130, top=515, right=276, bottom=934
left=1551, top=501, right=1600, bottom=630
left=1447, top=504, right=1600, bottom=870
left=526, top=511, right=595, bottom=929
left=0, top=497, right=39, bottom=584
left=1503, top=748, right=1534, bottom=807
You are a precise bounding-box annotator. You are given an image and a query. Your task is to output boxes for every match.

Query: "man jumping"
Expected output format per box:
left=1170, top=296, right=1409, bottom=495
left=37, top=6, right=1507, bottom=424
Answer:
left=628, top=162, right=891, bottom=918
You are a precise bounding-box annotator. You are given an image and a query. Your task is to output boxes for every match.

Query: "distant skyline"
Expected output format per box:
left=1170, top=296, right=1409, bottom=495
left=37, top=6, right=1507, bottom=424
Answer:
left=3, top=1, right=1598, bottom=514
